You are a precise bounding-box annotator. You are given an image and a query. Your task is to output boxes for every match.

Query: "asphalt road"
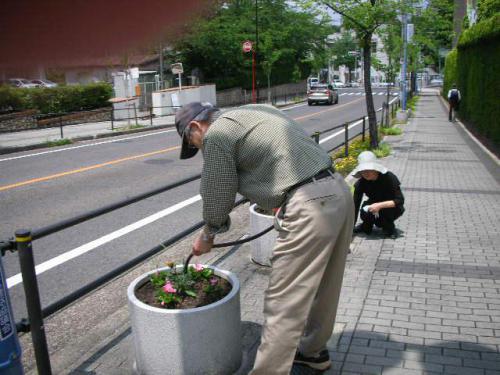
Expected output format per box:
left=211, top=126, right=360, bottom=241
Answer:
left=0, top=87, right=398, bottom=319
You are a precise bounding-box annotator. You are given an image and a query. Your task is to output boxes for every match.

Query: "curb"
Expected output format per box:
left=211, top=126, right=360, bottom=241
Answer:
left=0, top=124, right=175, bottom=155
left=437, top=95, right=499, bottom=166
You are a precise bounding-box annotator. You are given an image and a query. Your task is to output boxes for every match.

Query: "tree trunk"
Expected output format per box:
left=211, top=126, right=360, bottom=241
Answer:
left=363, top=33, right=378, bottom=149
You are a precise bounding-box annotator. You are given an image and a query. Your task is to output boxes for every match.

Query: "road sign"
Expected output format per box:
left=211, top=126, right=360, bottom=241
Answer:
left=407, top=24, right=414, bottom=43
left=171, top=63, right=183, bottom=75
left=348, top=51, right=360, bottom=56
left=242, top=40, right=253, bottom=53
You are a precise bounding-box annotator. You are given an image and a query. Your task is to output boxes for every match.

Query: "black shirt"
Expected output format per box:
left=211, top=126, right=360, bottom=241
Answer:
left=353, top=171, right=405, bottom=221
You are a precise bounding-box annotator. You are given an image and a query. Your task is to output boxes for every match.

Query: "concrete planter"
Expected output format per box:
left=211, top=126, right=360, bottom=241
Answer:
left=127, top=266, right=242, bottom=375
left=396, top=109, right=409, bottom=122
left=249, top=204, right=278, bottom=267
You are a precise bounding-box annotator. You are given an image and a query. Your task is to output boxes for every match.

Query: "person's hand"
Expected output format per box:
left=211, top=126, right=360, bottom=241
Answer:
left=192, top=230, right=214, bottom=256
left=368, top=203, right=382, bottom=214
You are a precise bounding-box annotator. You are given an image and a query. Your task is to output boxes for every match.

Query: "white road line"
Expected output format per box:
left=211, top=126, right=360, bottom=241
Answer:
left=340, top=93, right=347, bottom=96
left=355, top=93, right=362, bottom=96
left=281, top=103, right=307, bottom=111
left=0, top=129, right=175, bottom=163
left=319, top=119, right=364, bottom=144
left=319, top=96, right=399, bottom=145
left=6, top=194, right=202, bottom=288
left=348, top=93, right=355, bottom=96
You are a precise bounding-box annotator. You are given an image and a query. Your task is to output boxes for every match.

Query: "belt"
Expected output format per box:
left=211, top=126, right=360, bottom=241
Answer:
left=287, top=167, right=335, bottom=193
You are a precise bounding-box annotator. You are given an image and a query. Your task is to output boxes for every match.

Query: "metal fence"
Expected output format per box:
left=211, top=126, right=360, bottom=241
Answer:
left=0, top=95, right=400, bottom=374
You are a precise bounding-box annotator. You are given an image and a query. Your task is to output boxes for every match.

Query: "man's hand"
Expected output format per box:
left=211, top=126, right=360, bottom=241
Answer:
left=192, top=230, right=214, bottom=256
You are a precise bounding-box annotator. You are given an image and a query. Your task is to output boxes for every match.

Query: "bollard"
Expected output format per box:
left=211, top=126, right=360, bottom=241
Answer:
left=344, top=123, right=349, bottom=157
left=16, top=230, right=52, bottom=375
left=111, top=109, right=114, bottom=131
left=362, top=117, right=366, bottom=142
left=59, top=118, right=63, bottom=139
left=0, top=254, right=24, bottom=375
left=312, top=131, right=320, bottom=144
left=149, top=106, right=153, bottom=127
left=133, top=103, right=138, bottom=126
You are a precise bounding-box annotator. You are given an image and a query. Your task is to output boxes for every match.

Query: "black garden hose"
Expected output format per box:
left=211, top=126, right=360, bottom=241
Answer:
left=183, top=224, right=274, bottom=272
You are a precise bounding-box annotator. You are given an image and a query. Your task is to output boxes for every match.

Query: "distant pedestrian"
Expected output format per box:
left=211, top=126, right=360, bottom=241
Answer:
left=447, top=84, right=461, bottom=122
left=352, top=151, right=404, bottom=239
left=175, top=102, right=353, bottom=374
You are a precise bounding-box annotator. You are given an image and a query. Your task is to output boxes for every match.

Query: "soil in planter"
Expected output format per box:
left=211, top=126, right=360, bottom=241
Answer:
left=135, top=275, right=232, bottom=310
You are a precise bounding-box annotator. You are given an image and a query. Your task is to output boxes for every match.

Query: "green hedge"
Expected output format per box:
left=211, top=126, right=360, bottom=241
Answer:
left=456, top=14, right=500, bottom=146
left=443, top=48, right=458, bottom=98
left=0, top=82, right=113, bottom=114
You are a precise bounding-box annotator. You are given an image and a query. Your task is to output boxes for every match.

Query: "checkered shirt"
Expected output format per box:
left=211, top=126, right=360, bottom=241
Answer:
left=201, top=104, right=332, bottom=234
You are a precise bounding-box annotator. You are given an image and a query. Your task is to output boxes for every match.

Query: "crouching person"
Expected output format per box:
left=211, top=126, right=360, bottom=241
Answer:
left=352, top=151, right=404, bottom=239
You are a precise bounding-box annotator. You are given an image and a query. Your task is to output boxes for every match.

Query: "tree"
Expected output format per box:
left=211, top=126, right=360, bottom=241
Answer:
left=328, top=31, right=359, bottom=82
left=413, top=0, right=454, bottom=70
left=170, top=0, right=333, bottom=90
left=314, top=0, right=400, bottom=149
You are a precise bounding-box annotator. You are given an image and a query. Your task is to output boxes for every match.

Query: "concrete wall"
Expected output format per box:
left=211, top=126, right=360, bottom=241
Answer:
left=151, top=85, right=216, bottom=117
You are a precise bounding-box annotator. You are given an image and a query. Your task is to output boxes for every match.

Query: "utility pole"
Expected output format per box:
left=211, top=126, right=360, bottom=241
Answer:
left=159, top=41, right=164, bottom=84
left=400, top=12, right=408, bottom=111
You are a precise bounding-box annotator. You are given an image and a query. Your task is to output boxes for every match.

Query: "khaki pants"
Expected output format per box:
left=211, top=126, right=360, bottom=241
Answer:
left=251, top=172, right=354, bottom=375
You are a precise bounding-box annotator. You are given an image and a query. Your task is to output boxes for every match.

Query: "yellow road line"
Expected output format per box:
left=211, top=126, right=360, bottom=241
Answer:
left=293, top=97, right=364, bottom=121
left=0, top=146, right=179, bottom=192
left=1, top=98, right=365, bottom=192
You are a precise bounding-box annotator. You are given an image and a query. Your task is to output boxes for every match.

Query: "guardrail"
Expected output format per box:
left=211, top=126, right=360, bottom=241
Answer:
left=0, top=95, right=400, bottom=374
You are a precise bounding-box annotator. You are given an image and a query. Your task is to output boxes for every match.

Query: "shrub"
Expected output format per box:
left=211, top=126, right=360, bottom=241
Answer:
left=1, top=82, right=113, bottom=115
left=0, top=85, right=29, bottom=112
left=456, top=14, right=500, bottom=146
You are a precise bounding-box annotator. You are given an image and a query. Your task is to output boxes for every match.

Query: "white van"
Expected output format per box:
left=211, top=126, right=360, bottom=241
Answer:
left=307, top=77, right=319, bottom=88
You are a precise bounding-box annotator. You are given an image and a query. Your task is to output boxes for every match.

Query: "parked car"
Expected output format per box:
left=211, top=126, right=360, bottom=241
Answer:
left=307, top=84, right=338, bottom=106
left=350, top=81, right=361, bottom=88
left=333, top=80, right=345, bottom=88
left=8, top=78, right=38, bottom=88
left=307, top=77, right=319, bottom=88
left=31, top=79, right=58, bottom=88
left=430, top=76, right=443, bottom=86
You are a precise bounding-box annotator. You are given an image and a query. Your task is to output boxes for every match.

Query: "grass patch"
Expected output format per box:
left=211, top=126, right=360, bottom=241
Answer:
left=406, top=95, right=420, bottom=112
left=45, top=139, right=72, bottom=147
left=380, top=126, right=402, bottom=136
left=115, top=124, right=145, bottom=131
left=372, top=142, right=392, bottom=158
left=332, top=136, right=392, bottom=177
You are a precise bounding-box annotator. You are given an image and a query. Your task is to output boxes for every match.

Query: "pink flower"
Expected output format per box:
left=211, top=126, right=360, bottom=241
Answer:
left=163, top=282, right=177, bottom=293
left=209, top=277, right=218, bottom=286
left=161, top=301, right=165, bottom=306
left=194, top=264, right=204, bottom=272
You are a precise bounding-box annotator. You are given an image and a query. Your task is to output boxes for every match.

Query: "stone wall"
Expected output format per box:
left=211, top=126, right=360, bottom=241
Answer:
left=0, top=110, right=38, bottom=132
left=37, top=108, right=111, bottom=128
left=0, top=108, right=112, bottom=132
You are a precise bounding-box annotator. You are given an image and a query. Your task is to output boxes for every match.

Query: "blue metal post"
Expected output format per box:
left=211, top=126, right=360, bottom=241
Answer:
left=0, top=254, right=24, bottom=375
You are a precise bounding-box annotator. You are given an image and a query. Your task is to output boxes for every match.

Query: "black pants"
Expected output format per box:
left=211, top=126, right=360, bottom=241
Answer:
left=449, top=102, right=459, bottom=121
left=360, top=203, right=404, bottom=234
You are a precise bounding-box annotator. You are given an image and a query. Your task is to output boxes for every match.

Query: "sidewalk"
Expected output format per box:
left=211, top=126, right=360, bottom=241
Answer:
left=0, top=115, right=176, bottom=153
left=19, top=89, right=500, bottom=374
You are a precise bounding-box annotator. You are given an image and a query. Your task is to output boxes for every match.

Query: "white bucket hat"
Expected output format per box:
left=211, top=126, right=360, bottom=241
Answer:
left=351, top=151, right=388, bottom=178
